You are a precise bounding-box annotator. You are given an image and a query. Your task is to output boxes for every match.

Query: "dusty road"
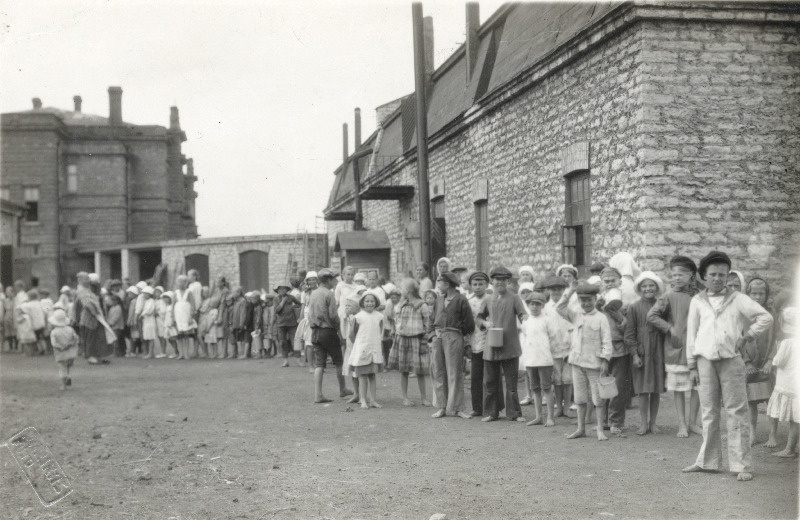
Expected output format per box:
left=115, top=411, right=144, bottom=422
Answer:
left=1, top=353, right=797, bottom=519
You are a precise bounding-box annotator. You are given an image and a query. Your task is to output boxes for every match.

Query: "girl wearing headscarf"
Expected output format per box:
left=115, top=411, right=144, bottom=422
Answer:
left=727, top=270, right=746, bottom=292
left=625, top=271, right=665, bottom=435
left=435, top=257, right=453, bottom=296
left=744, top=277, right=775, bottom=446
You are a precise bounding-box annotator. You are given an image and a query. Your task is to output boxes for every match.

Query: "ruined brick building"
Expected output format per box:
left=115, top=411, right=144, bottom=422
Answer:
left=324, top=1, right=800, bottom=291
left=1, top=87, right=198, bottom=290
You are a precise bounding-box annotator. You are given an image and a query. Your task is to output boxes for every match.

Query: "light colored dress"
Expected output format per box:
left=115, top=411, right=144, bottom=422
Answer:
left=349, top=310, right=384, bottom=376
left=173, top=289, right=197, bottom=334
left=767, top=338, right=798, bottom=422
left=140, top=299, right=157, bottom=341
left=519, top=314, right=557, bottom=368
left=51, top=325, right=79, bottom=363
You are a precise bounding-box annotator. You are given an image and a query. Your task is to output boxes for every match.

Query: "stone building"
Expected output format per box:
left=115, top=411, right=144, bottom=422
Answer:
left=84, top=233, right=327, bottom=292
left=0, top=199, right=26, bottom=288
left=0, top=87, right=198, bottom=290
left=325, top=1, right=800, bottom=291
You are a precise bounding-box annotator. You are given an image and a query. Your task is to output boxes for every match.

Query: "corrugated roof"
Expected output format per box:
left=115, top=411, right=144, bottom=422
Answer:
left=334, top=231, right=391, bottom=252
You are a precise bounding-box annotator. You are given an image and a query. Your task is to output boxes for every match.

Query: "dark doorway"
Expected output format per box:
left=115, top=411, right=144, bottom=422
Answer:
left=431, top=197, right=447, bottom=266
left=185, top=254, right=210, bottom=286
left=109, top=252, right=122, bottom=281
left=0, top=245, right=12, bottom=288
left=138, top=250, right=162, bottom=282
left=239, top=250, right=269, bottom=292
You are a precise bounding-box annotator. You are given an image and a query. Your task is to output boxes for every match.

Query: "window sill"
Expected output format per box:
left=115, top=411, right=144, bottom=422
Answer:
left=23, top=221, right=41, bottom=226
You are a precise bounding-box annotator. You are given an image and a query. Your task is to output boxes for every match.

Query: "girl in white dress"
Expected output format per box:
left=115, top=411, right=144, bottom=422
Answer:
left=766, top=307, right=798, bottom=458
left=140, top=287, right=157, bottom=358
left=349, top=293, right=384, bottom=409
left=173, top=275, right=198, bottom=360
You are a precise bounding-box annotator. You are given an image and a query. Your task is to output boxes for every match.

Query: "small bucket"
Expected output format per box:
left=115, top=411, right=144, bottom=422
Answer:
left=597, top=376, right=618, bottom=400
left=746, top=381, right=771, bottom=401
left=487, top=328, right=504, bottom=348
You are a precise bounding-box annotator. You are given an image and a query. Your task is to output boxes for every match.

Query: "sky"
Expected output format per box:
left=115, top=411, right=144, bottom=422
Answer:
left=1, top=0, right=505, bottom=238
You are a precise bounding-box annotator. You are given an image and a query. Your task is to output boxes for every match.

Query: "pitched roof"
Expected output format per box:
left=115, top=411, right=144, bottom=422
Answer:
left=325, top=2, right=625, bottom=212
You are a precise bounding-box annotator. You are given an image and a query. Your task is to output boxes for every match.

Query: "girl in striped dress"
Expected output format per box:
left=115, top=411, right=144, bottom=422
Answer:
left=387, top=278, right=431, bottom=407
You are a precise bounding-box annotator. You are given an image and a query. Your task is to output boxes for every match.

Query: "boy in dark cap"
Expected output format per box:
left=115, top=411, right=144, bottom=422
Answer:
left=682, top=251, right=772, bottom=482
left=428, top=271, right=475, bottom=419
left=543, top=275, right=574, bottom=418
left=590, top=262, right=606, bottom=276
left=477, top=266, right=529, bottom=423
left=647, top=255, right=702, bottom=438
left=557, top=282, right=612, bottom=440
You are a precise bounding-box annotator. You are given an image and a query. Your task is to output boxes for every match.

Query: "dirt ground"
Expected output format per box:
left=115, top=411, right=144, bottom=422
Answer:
left=0, top=353, right=797, bottom=520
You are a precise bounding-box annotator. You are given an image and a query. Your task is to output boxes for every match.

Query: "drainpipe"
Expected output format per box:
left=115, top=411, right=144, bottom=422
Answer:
left=412, top=3, right=432, bottom=277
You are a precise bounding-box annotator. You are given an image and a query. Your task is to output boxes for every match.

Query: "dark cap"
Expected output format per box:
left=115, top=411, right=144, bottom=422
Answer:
left=437, top=271, right=461, bottom=287
left=469, top=271, right=489, bottom=284
left=575, top=282, right=600, bottom=296
left=489, top=266, right=513, bottom=280
left=317, top=268, right=336, bottom=281
left=669, top=255, right=697, bottom=274
left=589, top=262, right=606, bottom=273
left=542, top=275, right=568, bottom=289
left=698, top=250, right=731, bottom=281
left=600, top=267, right=622, bottom=279
left=524, top=291, right=548, bottom=304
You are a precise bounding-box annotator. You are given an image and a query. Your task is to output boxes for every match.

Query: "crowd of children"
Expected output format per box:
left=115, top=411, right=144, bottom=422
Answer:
left=1, top=249, right=797, bottom=479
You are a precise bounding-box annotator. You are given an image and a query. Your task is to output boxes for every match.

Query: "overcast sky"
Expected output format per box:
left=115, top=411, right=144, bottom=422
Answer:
left=1, top=0, right=504, bottom=238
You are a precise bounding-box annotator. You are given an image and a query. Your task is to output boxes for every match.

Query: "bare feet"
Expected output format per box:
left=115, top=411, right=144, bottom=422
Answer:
left=370, top=402, right=383, bottom=409
left=637, top=426, right=649, bottom=436
left=764, top=436, right=778, bottom=448
left=431, top=409, right=446, bottom=418
left=520, top=397, right=533, bottom=406
left=772, top=449, right=798, bottom=458
left=545, top=418, right=555, bottom=427
left=566, top=429, right=586, bottom=439
left=677, top=427, right=689, bottom=438
left=456, top=411, right=472, bottom=419
left=737, top=472, right=753, bottom=481
left=360, top=402, right=369, bottom=409
left=402, top=399, right=415, bottom=407
left=346, top=396, right=360, bottom=404
left=610, top=426, right=623, bottom=435
left=481, top=416, right=498, bottom=422
left=314, top=397, right=332, bottom=404
left=682, top=465, right=717, bottom=473
left=421, top=399, right=432, bottom=407
left=512, top=417, right=526, bottom=422
left=526, top=417, right=543, bottom=426
left=340, top=388, right=354, bottom=398
left=650, top=424, right=660, bottom=434
left=597, top=428, right=609, bottom=441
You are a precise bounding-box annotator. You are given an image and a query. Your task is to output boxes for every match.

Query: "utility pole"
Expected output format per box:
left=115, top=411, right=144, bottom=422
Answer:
left=412, top=3, right=432, bottom=277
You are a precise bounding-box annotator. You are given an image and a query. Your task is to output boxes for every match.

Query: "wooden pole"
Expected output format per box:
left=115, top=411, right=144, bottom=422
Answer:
left=412, top=3, right=432, bottom=277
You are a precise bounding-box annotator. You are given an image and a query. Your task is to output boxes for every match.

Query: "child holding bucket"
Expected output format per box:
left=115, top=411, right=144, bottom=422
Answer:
left=557, top=282, right=613, bottom=441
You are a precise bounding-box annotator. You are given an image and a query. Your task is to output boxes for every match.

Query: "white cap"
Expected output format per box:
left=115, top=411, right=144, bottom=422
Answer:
left=305, top=271, right=318, bottom=281
left=142, top=286, right=154, bottom=295
left=136, top=281, right=147, bottom=289
left=518, top=282, right=536, bottom=293
left=60, top=285, right=71, bottom=294
left=88, top=273, right=100, bottom=283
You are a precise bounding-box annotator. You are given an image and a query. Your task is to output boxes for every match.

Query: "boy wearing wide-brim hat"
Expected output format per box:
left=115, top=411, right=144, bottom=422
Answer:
left=49, top=309, right=79, bottom=390
left=477, top=266, right=529, bottom=423
left=557, top=281, right=613, bottom=440
left=428, top=271, right=475, bottom=419
left=274, top=282, right=301, bottom=367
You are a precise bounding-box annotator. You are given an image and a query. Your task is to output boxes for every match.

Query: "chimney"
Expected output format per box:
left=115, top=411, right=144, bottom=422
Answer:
left=32, top=98, right=42, bottom=110
left=73, top=95, right=82, bottom=112
left=108, top=86, right=122, bottom=125
left=466, top=3, right=480, bottom=81
left=423, top=16, right=434, bottom=75
left=170, top=106, right=181, bottom=130
left=354, top=108, right=362, bottom=148
left=342, top=123, right=349, bottom=164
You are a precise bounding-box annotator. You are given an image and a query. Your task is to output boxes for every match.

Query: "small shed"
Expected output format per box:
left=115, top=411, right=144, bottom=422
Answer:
left=333, top=231, right=391, bottom=280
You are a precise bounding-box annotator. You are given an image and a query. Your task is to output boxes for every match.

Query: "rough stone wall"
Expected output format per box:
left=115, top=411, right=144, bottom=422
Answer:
left=636, top=19, right=800, bottom=288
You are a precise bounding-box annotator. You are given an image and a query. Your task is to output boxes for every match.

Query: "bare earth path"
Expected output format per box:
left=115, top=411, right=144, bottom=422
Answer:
left=1, top=354, right=797, bottom=519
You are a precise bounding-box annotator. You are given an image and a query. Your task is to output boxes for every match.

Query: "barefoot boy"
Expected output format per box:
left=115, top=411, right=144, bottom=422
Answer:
left=543, top=275, right=574, bottom=418
left=557, top=282, right=612, bottom=440
left=521, top=291, right=559, bottom=427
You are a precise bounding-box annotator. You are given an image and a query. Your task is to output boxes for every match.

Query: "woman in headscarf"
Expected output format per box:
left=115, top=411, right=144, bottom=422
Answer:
left=608, top=252, right=642, bottom=306
left=727, top=270, right=746, bottom=292
left=76, top=272, right=113, bottom=364
left=625, top=271, right=665, bottom=435
left=556, top=264, right=582, bottom=314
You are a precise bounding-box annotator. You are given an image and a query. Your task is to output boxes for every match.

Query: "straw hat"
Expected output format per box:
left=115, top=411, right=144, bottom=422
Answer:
left=48, top=309, right=69, bottom=327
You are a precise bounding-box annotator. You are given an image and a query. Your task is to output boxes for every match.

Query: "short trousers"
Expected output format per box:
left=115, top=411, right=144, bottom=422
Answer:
left=526, top=365, right=554, bottom=391
left=571, top=365, right=603, bottom=407
left=666, top=370, right=696, bottom=392
left=312, top=327, right=343, bottom=369
left=552, top=357, right=572, bottom=385
left=277, top=325, right=297, bottom=342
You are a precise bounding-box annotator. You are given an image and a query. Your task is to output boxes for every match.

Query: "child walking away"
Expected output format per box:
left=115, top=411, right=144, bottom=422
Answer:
left=140, top=287, right=157, bottom=359
left=49, top=309, right=79, bottom=390
left=646, top=256, right=701, bottom=438
left=624, top=271, right=665, bottom=435
left=542, top=275, right=574, bottom=419
left=520, top=291, right=559, bottom=427
left=557, top=282, right=613, bottom=441
left=766, top=307, right=798, bottom=457
left=349, top=293, right=385, bottom=409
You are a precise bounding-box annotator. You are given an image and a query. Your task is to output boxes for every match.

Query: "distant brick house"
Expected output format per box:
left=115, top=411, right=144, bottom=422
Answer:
left=325, top=1, right=800, bottom=291
left=1, top=87, right=198, bottom=290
